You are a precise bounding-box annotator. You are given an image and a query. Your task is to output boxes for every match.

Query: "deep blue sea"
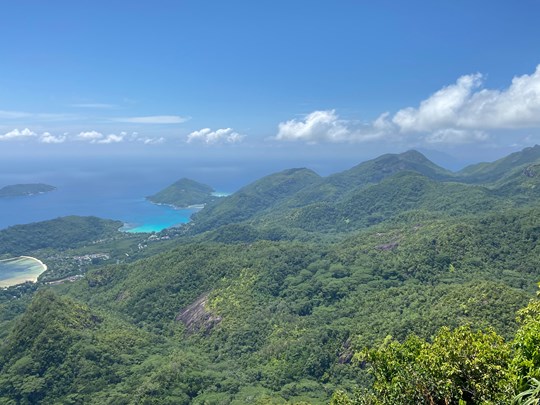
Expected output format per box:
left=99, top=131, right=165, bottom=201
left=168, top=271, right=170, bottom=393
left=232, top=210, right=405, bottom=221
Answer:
left=0, top=176, right=200, bottom=233
left=0, top=155, right=254, bottom=232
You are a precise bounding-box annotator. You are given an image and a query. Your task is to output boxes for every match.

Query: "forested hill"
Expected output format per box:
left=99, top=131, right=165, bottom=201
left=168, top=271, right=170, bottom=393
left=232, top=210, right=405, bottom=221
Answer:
left=0, top=183, right=56, bottom=198
left=191, top=168, right=322, bottom=232
left=1, top=207, right=540, bottom=403
left=147, top=178, right=216, bottom=208
left=458, top=144, right=540, bottom=183
left=0, top=216, right=124, bottom=256
left=190, top=146, right=540, bottom=235
left=2, top=147, right=540, bottom=403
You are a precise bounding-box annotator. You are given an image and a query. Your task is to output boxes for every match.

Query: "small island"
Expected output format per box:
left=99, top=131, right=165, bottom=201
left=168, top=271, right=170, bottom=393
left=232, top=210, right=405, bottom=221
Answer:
left=0, top=183, right=56, bottom=198
left=147, top=178, right=218, bottom=208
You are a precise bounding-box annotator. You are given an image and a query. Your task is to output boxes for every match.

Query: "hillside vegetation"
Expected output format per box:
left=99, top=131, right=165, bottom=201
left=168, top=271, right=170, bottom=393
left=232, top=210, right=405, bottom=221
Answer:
left=1, top=147, right=540, bottom=403
left=147, top=178, right=216, bottom=208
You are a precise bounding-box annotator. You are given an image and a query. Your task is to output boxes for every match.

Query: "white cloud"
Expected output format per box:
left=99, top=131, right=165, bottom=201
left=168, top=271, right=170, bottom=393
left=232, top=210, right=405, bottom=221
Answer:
left=76, top=131, right=124, bottom=144
left=114, top=115, right=190, bottom=124
left=392, top=65, right=540, bottom=132
left=0, top=127, right=162, bottom=145
left=141, top=137, right=165, bottom=145
left=187, top=128, right=245, bottom=144
left=425, top=129, right=488, bottom=144
left=97, top=134, right=124, bottom=144
left=275, top=64, right=540, bottom=145
left=0, top=128, right=37, bottom=141
left=275, top=110, right=391, bottom=143
left=77, top=130, right=103, bottom=141
left=392, top=74, right=483, bottom=132
left=40, top=132, right=66, bottom=144
left=276, top=110, right=350, bottom=142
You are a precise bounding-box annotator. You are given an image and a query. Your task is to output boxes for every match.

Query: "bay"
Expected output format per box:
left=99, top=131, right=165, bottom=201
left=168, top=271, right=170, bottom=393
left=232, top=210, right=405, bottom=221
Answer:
left=0, top=156, right=246, bottom=232
left=0, top=256, right=47, bottom=287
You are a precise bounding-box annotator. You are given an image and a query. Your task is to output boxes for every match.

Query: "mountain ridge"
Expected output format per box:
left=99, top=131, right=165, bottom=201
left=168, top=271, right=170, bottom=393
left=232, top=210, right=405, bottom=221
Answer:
left=190, top=148, right=540, bottom=236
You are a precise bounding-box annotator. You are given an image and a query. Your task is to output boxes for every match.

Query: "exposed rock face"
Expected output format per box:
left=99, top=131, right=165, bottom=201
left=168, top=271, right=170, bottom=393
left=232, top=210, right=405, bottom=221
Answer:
left=176, top=294, right=222, bottom=334
left=523, top=164, right=539, bottom=178
left=375, top=241, right=399, bottom=251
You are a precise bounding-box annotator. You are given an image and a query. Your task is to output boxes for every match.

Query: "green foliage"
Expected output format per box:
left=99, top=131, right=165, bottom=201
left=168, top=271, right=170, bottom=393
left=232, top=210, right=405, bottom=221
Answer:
left=458, top=144, right=540, bottom=184
left=147, top=177, right=216, bottom=207
left=358, top=326, right=516, bottom=404
left=514, top=378, right=540, bottom=405
left=191, top=168, right=322, bottom=232
left=3, top=147, right=540, bottom=402
left=513, top=288, right=540, bottom=402
left=0, top=216, right=124, bottom=256
left=189, top=147, right=540, bottom=238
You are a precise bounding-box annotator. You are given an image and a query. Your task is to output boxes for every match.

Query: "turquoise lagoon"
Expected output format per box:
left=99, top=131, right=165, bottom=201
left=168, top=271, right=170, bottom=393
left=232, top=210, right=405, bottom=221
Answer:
left=122, top=204, right=200, bottom=233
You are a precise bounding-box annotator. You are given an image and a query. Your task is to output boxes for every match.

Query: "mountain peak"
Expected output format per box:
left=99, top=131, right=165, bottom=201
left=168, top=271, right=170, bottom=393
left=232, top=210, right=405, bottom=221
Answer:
left=399, top=149, right=430, bottom=162
left=147, top=178, right=215, bottom=208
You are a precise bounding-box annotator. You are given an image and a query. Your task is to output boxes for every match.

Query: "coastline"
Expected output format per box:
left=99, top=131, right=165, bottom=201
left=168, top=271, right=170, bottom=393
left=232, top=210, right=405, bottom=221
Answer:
left=146, top=192, right=229, bottom=211
left=0, top=256, right=48, bottom=287
left=20, top=256, right=48, bottom=272
left=120, top=200, right=202, bottom=233
left=146, top=198, right=206, bottom=210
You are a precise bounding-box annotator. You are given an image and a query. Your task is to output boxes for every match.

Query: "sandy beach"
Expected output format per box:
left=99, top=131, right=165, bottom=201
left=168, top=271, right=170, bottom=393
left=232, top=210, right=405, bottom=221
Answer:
left=0, top=256, right=47, bottom=287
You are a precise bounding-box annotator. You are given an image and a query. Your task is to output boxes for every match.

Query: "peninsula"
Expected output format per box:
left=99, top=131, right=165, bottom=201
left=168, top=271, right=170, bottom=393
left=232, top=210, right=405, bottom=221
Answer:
left=147, top=178, right=217, bottom=208
left=0, top=183, right=56, bottom=198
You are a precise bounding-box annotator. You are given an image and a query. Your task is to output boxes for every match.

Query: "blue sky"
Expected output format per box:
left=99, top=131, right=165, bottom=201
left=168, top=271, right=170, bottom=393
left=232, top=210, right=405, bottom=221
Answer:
left=1, top=0, right=540, bottom=167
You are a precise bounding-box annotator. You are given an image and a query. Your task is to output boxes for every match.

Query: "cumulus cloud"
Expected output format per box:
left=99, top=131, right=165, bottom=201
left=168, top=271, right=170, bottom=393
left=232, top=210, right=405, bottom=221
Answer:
left=276, top=110, right=350, bottom=142
left=187, top=128, right=245, bottom=144
left=0, top=128, right=37, bottom=141
left=275, top=110, right=392, bottom=143
left=77, top=130, right=103, bottom=141
left=114, top=115, right=190, bottom=124
left=392, top=74, right=483, bottom=132
left=97, top=134, right=124, bottom=144
left=40, top=132, right=66, bottom=144
left=76, top=131, right=124, bottom=144
left=392, top=65, right=540, bottom=132
left=0, top=127, right=162, bottom=145
left=275, top=64, right=540, bottom=145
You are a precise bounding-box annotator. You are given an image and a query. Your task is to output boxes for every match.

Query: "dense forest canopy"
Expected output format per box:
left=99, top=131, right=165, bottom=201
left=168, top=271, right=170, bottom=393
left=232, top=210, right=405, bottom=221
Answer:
left=147, top=178, right=217, bottom=208
left=1, top=147, right=540, bottom=403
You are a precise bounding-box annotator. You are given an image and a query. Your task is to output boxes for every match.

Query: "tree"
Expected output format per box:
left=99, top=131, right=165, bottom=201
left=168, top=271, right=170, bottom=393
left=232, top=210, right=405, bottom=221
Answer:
left=356, top=325, right=516, bottom=404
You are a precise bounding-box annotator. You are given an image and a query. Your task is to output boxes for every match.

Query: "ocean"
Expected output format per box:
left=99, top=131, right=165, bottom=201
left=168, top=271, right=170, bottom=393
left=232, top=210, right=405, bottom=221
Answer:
left=0, top=151, right=368, bottom=232
left=0, top=155, right=250, bottom=232
left=0, top=154, right=318, bottom=232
